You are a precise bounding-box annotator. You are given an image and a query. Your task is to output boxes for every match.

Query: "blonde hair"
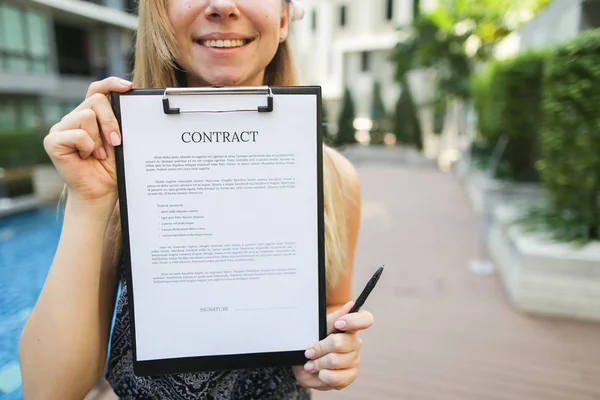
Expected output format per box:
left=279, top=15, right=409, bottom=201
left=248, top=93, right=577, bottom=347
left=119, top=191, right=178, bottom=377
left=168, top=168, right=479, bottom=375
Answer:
left=112, top=0, right=348, bottom=288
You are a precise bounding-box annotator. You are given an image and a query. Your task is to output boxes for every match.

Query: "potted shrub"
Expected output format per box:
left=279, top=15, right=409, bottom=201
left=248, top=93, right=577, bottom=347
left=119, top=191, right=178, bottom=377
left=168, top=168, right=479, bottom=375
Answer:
left=369, top=81, right=388, bottom=145
left=488, top=30, right=600, bottom=321
left=333, top=87, right=358, bottom=148
left=466, top=51, right=546, bottom=219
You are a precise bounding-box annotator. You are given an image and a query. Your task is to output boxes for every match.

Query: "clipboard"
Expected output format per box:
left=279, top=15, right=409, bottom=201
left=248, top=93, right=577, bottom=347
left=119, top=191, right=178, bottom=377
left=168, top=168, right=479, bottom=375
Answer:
left=110, top=86, right=327, bottom=376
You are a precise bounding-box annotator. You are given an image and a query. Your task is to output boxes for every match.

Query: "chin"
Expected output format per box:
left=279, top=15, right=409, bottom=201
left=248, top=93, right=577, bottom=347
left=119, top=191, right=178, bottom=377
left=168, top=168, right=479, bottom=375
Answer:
left=194, top=69, right=255, bottom=87
left=210, top=77, right=245, bottom=86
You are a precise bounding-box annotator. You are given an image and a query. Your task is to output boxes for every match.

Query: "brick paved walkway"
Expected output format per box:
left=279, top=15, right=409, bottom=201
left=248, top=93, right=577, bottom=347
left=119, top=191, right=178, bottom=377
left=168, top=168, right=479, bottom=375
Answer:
left=313, top=147, right=600, bottom=400
left=87, top=147, right=600, bottom=400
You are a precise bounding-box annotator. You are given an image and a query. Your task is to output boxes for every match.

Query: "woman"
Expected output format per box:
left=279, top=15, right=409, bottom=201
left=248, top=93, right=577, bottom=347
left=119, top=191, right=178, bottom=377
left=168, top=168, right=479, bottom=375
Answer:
left=19, top=0, right=374, bottom=398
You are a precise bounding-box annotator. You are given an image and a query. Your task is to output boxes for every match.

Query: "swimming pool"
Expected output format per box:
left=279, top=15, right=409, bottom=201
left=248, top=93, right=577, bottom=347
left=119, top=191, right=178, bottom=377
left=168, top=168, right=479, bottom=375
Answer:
left=0, top=206, right=63, bottom=400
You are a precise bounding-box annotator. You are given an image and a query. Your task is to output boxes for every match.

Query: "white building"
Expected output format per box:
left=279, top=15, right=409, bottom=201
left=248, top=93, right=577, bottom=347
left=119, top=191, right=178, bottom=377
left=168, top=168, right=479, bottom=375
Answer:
left=290, top=0, right=438, bottom=141
left=0, top=0, right=137, bottom=130
left=495, top=0, right=600, bottom=59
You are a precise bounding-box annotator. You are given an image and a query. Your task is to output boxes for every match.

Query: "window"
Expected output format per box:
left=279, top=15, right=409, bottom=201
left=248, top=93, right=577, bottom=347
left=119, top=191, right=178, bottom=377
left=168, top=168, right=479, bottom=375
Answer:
left=44, top=100, right=81, bottom=126
left=21, top=102, right=40, bottom=128
left=125, top=0, right=138, bottom=15
left=0, top=97, right=42, bottom=129
left=0, top=102, right=18, bottom=129
left=54, top=22, right=92, bottom=76
left=413, top=0, right=421, bottom=19
left=0, top=4, right=50, bottom=74
left=340, top=5, right=347, bottom=27
left=581, top=1, right=600, bottom=29
left=311, top=9, right=317, bottom=32
left=1, top=5, right=27, bottom=72
left=44, top=102, right=64, bottom=126
left=360, top=52, right=370, bottom=72
left=386, top=0, right=394, bottom=21
left=26, top=11, right=49, bottom=73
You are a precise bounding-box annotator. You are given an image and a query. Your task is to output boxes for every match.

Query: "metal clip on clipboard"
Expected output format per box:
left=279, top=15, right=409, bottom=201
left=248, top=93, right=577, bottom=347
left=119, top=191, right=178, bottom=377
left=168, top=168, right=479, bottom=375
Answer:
left=162, top=86, right=274, bottom=115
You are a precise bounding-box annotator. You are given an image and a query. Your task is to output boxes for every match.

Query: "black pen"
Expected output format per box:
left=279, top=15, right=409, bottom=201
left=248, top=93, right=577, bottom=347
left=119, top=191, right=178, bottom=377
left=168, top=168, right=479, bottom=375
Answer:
left=334, top=265, right=384, bottom=333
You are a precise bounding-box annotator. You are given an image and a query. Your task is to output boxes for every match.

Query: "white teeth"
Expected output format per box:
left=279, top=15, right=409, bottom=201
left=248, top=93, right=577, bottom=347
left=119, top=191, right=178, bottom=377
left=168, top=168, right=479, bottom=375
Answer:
left=201, top=39, right=247, bottom=48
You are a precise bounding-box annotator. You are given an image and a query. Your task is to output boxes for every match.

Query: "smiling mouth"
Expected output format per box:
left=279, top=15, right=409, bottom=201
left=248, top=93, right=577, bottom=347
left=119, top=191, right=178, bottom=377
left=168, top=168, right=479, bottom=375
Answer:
left=197, top=39, right=253, bottom=49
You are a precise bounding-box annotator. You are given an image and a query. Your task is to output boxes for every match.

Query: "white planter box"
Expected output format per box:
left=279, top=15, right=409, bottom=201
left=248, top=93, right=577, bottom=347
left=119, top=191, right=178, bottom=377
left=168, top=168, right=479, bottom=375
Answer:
left=452, top=156, right=470, bottom=181
left=32, top=165, right=64, bottom=204
left=488, top=204, right=600, bottom=321
left=465, top=167, right=544, bottom=217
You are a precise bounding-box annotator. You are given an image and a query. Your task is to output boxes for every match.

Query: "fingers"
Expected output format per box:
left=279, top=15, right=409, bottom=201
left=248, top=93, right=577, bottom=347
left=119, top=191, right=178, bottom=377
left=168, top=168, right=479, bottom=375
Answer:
left=85, top=76, right=132, bottom=99
left=43, top=76, right=129, bottom=168
left=80, top=76, right=131, bottom=150
left=86, top=93, right=122, bottom=149
left=52, top=109, right=104, bottom=160
left=293, top=366, right=330, bottom=390
left=326, top=301, right=354, bottom=334
left=333, top=310, right=374, bottom=333
left=70, top=92, right=121, bottom=151
left=44, top=129, right=96, bottom=160
left=318, top=368, right=358, bottom=391
left=304, top=350, right=359, bottom=373
left=305, top=331, right=362, bottom=361
left=299, top=302, right=371, bottom=392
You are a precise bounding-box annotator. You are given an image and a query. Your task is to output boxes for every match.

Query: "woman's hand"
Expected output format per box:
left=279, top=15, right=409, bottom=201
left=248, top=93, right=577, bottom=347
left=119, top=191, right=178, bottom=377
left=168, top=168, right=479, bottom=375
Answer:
left=43, top=76, right=133, bottom=207
left=293, top=301, right=374, bottom=391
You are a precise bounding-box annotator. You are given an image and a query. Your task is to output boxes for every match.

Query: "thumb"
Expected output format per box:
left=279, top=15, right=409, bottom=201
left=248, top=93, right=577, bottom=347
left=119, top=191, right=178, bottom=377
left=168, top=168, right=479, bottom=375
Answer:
left=327, top=301, right=354, bottom=334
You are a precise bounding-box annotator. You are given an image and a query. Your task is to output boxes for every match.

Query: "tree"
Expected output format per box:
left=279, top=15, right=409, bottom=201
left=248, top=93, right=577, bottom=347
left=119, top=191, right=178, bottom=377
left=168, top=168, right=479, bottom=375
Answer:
left=333, top=87, right=357, bottom=147
left=390, top=0, right=551, bottom=133
left=370, top=81, right=388, bottom=145
left=393, top=86, right=423, bottom=150
left=321, top=103, right=333, bottom=145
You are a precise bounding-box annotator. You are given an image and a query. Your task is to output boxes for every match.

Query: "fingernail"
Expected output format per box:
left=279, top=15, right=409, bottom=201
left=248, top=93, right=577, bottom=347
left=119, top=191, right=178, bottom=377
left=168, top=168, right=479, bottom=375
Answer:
left=98, top=146, right=107, bottom=160
left=110, top=131, right=121, bottom=146
left=304, top=362, right=314, bottom=372
left=120, top=79, right=132, bottom=86
left=335, top=320, right=347, bottom=330
left=305, top=348, right=316, bottom=359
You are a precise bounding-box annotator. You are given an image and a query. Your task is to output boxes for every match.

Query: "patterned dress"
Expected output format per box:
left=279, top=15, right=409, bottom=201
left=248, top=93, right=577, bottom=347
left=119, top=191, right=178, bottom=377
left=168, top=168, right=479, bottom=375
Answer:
left=105, top=267, right=311, bottom=400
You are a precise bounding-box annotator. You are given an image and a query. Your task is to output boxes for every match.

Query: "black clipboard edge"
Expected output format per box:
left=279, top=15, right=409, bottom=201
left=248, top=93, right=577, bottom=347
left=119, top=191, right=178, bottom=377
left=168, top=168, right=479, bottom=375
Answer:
left=135, top=350, right=306, bottom=376
left=110, top=86, right=327, bottom=376
left=313, top=86, right=328, bottom=342
left=110, top=90, right=141, bottom=369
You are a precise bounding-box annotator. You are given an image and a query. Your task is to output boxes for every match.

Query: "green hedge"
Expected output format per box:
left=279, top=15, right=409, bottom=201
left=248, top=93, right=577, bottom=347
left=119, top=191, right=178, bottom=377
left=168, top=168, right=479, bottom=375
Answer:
left=4, top=175, right=34, bottom=198
left=471, top=66, right=500, bottom=146
left=470, top=50, right=546, bottom=181
left=470, top=66, right=499, bottom=170
left=0, top=127, right=51, bottom=170
left=536, top=29, right=600, bottom=240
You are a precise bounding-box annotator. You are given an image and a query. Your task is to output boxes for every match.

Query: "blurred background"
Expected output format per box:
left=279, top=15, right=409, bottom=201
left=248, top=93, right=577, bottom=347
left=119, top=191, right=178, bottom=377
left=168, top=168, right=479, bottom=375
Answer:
left=2, top=0, right=600, bottom=399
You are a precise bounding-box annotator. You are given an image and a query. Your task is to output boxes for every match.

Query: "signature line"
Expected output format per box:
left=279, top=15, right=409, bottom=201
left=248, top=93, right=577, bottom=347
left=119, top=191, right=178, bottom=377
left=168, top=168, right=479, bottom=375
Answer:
left=235, top=307, right=298, bottom=312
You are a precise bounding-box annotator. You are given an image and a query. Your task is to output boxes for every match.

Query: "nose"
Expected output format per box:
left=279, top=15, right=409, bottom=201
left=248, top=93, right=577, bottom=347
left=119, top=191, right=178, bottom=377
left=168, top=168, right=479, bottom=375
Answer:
left=205, top=0, right=240, bottom=20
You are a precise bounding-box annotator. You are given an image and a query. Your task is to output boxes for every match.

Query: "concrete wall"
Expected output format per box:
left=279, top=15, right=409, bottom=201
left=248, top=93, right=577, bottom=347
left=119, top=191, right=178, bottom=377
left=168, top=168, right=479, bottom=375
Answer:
left=519, top=0, right=583, bottom=51
left=495, top=0, right=593, bottom=59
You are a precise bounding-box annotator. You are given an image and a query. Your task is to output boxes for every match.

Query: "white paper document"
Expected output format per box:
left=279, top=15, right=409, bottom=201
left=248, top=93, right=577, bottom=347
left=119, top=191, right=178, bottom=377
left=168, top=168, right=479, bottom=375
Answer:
left=118, top=92, right=321, bottom=362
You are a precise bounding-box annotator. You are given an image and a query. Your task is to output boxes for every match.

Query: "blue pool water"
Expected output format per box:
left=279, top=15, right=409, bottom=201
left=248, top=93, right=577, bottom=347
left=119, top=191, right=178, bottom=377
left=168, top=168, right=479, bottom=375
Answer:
left=0, top=206, right=64, bottom=400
